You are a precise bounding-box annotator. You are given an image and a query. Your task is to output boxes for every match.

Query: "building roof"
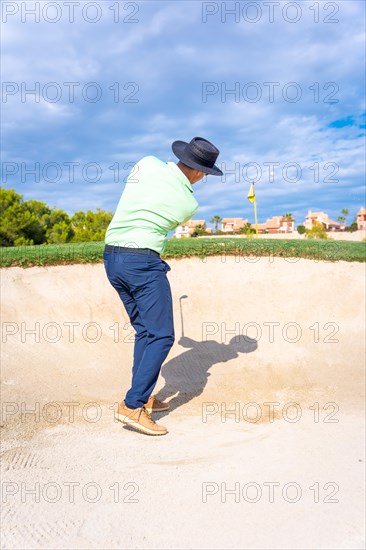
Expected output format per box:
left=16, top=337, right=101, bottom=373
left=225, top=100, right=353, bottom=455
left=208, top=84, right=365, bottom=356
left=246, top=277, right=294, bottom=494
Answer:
left=325, top=218, right=341, bottom=226
left=306, top=211, right=342, bottom=226
left=186, top=219, right=206, bottom=227
left=256, top=216, right=284, bottom=230
left=221, top=218, right=245, bottom=223
left=306, top=211, right=327, bottom=217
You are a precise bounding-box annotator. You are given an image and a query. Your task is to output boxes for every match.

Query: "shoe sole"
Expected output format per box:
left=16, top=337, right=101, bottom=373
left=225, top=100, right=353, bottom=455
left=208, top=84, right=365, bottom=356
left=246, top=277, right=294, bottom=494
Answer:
left=145, top=405, right=170, bottom=413
left=115, top=413, right=167, bottom=436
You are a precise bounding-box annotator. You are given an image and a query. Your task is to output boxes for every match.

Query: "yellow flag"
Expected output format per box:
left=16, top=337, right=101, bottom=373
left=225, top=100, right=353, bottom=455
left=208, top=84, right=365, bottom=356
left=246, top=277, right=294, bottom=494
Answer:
left=247, top=183, right=256, bottom=203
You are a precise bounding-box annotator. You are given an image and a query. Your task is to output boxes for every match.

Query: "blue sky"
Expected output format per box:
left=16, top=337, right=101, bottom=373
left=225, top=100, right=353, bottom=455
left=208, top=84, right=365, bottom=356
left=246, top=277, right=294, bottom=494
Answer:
left=1, top=0, right=365, bottom=227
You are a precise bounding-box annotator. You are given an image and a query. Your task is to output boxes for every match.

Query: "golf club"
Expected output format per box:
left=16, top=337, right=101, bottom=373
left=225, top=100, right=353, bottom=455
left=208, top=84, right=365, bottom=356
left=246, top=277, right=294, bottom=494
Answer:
left=179, top=294, right=188, bottom=337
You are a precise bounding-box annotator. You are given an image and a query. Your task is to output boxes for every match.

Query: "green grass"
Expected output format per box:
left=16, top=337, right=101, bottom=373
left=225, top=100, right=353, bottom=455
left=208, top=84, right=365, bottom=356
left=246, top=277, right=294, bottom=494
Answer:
left=1, top=237, right=365, bottom=268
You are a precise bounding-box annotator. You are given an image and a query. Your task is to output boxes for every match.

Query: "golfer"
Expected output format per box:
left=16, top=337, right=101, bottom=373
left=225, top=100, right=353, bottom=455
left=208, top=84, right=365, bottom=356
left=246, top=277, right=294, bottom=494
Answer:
left=103, top=137, right=223, bottom=435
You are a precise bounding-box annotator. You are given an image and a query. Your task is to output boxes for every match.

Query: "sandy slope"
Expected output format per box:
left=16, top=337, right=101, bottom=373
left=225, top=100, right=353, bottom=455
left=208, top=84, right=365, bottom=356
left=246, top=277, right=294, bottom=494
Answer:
left=1, top=257, right=365, bottom=549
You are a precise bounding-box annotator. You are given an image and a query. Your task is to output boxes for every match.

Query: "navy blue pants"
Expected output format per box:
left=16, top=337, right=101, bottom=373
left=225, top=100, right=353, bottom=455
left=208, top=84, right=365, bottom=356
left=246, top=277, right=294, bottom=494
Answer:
left=103, top=246, right=175, bottom=409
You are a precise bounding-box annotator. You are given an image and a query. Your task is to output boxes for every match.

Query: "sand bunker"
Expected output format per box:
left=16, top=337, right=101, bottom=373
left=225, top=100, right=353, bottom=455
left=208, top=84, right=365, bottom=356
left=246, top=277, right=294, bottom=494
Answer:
left=1, top=257, right=365, bottom=549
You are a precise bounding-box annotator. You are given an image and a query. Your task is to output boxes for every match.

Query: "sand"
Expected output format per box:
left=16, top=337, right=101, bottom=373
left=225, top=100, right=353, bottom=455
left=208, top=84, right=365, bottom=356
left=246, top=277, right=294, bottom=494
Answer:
left=1, top=256, right=365, bottom=549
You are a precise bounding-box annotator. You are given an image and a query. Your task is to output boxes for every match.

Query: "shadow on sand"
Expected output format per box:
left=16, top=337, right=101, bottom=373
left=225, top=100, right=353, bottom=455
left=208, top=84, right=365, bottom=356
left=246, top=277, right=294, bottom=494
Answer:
left=155, top=334, right=258, bottom=419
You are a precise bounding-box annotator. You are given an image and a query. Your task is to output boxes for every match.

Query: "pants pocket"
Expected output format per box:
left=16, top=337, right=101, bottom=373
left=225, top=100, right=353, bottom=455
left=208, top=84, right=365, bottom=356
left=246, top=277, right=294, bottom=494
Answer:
left=161, top=260, right=171, bottom=273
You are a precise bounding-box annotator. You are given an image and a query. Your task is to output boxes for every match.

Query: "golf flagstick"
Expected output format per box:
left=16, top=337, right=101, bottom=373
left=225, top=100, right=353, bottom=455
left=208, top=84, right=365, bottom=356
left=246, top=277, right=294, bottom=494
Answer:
left=247, top=181, right=258, bottom=238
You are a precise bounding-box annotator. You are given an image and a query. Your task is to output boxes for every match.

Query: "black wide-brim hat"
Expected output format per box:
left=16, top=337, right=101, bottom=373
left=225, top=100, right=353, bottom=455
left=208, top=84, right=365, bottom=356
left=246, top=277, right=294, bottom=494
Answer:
left=172, top=137, right=223, bottom=176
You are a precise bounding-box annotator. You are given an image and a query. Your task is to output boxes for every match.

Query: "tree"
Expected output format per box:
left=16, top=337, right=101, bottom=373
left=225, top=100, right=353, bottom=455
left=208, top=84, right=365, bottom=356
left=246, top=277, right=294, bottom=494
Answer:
left=0, top=188, right=103, bottom=246
left=297, top=225, right=306, bottom=235
left=345, top=217, right=358, bottom=232
left=0, top=189, right=24, bottom=246
left=210, top=215, right=222, bottom=233
left=305, top=221, right=328, bottom=239
left=16, top=198, right=72, bottom=245
left=43, top=209, right=74, bottom=243
left=0, top=188, right=22, bottom=211
left=0, top=190, right=50, bottom=246
left=71, top=208, right=112, bottom=242
left=192, top=223, right=206, bottom=237
left=282, top=212, right=294, bottom=221
left=337, top=208, right=349, bottom=227
left=21, top=199, right=51, bottom=244
left=46, top=221, right=74, bottom=243
left=239, top=222, right=255, bottom=235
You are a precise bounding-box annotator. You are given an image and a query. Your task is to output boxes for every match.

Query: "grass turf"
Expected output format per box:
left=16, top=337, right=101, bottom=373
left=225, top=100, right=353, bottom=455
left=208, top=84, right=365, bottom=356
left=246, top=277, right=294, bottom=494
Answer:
left=1, top=238, right=365, bottom=268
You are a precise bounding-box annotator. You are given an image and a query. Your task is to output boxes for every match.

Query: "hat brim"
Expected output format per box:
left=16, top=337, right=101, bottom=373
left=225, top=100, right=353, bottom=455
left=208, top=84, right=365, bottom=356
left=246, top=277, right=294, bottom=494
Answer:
left=172, top=140, right=223, bottom=176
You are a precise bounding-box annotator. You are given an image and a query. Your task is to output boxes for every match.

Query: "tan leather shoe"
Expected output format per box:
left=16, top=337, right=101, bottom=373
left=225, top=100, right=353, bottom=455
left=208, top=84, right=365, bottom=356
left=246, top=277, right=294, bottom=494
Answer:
left=145, top=395, right=170, bottom=413
left=116, top=401, right=168, bottom=436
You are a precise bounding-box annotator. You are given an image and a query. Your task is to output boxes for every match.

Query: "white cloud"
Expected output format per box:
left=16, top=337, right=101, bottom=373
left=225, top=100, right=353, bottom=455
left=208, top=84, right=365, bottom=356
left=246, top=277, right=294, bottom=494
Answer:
left=1, top=0, right=364, bottom=223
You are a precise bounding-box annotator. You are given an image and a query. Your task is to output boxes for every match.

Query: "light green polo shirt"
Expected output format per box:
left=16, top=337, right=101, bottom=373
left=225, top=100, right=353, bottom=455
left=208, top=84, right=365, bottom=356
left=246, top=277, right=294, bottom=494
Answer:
left=105, top=156, right=199, bottom=253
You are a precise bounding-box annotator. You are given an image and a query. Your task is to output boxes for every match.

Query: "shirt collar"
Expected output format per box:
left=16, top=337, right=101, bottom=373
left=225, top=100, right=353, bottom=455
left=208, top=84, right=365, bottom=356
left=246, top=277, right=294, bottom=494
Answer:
left=167, top=162, right=194, bottom=193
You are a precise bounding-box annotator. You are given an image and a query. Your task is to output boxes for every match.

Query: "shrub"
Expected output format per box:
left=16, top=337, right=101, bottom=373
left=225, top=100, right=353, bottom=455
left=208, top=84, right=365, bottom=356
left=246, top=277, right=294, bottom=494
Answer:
left=345, top=222, right=358, bottom=232
left=305, top=221, right=328, bottom=240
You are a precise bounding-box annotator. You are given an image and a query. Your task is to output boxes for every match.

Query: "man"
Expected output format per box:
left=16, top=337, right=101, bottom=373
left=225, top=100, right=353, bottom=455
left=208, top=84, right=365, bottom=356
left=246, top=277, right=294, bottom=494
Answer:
left=103, top=137, right=223, bottom=436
